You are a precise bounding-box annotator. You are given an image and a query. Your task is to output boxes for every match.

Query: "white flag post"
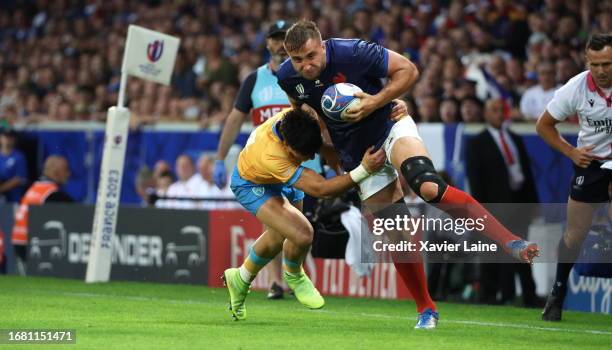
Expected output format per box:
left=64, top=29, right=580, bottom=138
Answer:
left=86, top=25, right=180, bottom=283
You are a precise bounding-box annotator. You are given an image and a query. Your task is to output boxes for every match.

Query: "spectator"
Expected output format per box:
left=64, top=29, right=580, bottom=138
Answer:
left=555, top=57, right=579, bottom=85
left=153, top=160, right=172, bottom=182
left=466, top=99, right=540, bottom=307
left=164, top=154, right=197, bottom=209
left=439, top=98, right=461, bottom=123
left=0, top=129, right=27, bottom=202
left=11, top=155, right=72, bottom=275
left=191, top=153, right=235, bottom=209
left=190, top=153, right=215, bottom=198
left=135, top=166, right=155, bottom=206
left=460, top=97, right=484, bottom=123
left=417, top=95, right=441, bottom=123
left=154, top=170, right=174, bottom=208
left=519, top=61, right=558, bottom=121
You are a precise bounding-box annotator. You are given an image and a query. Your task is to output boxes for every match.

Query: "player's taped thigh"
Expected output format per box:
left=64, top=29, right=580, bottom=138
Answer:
left=400, top=156, right=447, bottom=203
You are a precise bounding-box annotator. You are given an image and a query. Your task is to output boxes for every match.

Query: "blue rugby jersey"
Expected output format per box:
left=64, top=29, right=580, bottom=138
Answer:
left=277, top=38, right=394, bottom=170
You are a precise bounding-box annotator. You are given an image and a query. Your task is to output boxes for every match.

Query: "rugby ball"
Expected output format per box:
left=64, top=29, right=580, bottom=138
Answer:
left=321, top=83, right=362, bottom=121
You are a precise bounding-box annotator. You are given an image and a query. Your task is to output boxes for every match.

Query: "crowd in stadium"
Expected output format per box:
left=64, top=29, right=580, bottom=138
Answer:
left=0, top=0, right=610, bottom=128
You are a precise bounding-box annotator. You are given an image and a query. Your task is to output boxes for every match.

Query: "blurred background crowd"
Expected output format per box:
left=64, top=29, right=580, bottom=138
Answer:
left=0, top=0, right=610, bottom=129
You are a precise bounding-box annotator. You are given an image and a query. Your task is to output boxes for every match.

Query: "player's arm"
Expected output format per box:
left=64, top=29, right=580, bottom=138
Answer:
left=213, top=71, right=256, bottom=188
left=536, top=110, right=594, bottom=168
left=216, top=71, right=256, bottom=161
left=344, top=50, right=419, bottom=122
left=293, top=146, right=385, bottom=199
left=375, top=50, right=419, bottom=106
left=215, top=108, right=248, bottom=161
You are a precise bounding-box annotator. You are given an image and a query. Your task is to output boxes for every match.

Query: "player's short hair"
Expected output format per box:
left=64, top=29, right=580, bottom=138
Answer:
left=279, top=108, right=322, bottom=159
left=586, top=33, right=612, bottom=51
left=284, top=20, right=322, bottom=52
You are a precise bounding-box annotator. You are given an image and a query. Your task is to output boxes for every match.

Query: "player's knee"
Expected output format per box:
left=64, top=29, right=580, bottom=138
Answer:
left=293, top=224, right=314, bottom=248
left=400, top=156, right=447, bottom=203
left=419, top=182, right=440, bottom=202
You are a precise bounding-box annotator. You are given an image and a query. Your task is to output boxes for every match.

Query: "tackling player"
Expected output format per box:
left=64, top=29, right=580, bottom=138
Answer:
left=223, top=107, right=385, bottom=321
left=537, top=33, right=612, bottom=321
left=214, top=20, right=296, bottom=300
left=277, top=21, right=539, bottom=329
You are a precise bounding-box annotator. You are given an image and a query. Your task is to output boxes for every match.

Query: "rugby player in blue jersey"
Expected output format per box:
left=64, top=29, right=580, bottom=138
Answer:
left=277, top=21, right=539, bottom=329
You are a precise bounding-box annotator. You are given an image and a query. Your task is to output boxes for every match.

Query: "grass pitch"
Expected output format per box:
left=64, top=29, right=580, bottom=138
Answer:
left=1, top=275, right=610, bottom=350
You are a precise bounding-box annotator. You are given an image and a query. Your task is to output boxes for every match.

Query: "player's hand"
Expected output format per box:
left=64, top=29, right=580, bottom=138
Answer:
left=389, top=99, right=408, bottom=121
left=213, top=159, right=228, bottom=189
left=569, top=145, right=595, bottom=168
left=343, top=91, right=379, bottom=123
left=361, top=146, right=386, bottom=173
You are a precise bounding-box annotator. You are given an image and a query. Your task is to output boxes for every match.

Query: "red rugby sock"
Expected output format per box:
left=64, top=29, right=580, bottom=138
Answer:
left=438, top=185, right=518, bottom=245
left=394, top=261, right=436, bottom=313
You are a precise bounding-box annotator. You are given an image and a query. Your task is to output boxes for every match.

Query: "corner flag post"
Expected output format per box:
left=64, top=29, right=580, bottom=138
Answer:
left=86, top=25, right=180, bottom=283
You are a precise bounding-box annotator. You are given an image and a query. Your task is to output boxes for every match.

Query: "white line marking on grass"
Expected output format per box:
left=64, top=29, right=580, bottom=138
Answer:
left=444, top=320, right=612, bottom=335
left=35, top=289, right=612, bottom=336
left=301, top=310, right=612, bottom=336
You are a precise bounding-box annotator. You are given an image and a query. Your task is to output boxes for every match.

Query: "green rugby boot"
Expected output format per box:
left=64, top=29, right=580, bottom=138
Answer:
left=222, top=268, right=250, bottom=320
left=283, top=271, right=325, bottom=309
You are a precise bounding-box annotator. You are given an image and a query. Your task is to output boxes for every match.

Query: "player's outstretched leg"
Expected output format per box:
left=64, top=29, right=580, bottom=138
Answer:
left=399, top=154, right=539, bottom=263
left=223, top=230, right=283, bottom=321
left=282, top=246, right=324, bottom=309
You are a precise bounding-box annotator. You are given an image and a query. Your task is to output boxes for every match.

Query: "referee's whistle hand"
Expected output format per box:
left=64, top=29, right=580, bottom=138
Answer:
left=570, top=145, right=596, bottom=168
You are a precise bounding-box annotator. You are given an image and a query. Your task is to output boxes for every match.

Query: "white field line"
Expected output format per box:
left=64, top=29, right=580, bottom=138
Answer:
left=26, top=289, right=612, bottom=336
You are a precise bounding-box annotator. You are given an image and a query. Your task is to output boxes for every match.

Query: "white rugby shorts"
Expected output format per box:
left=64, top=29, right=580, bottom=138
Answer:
left=358, top=115, right=422, bottom=200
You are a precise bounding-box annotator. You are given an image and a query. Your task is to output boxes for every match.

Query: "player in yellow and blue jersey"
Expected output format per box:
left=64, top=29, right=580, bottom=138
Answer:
left=223, top=106, right=385, bottom=321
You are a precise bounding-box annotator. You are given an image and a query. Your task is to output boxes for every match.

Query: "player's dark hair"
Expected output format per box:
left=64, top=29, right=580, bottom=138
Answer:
left=279, top=109, right=322, bottom=159
left=284, top=20, right=322, bottom=52
left=586, top=33, right=612, bottom=51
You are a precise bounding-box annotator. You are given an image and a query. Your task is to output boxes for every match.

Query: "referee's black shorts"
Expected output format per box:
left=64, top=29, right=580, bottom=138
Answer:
left=570, top=160, right=612, bottom=203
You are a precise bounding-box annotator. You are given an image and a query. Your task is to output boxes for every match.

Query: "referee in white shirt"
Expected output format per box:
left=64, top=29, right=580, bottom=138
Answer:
left=536, top=33, right=612, bottom=321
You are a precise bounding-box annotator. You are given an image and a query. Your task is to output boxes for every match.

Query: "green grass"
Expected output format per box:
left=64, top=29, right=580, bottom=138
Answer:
left=1, top=276, right=610, bottom=350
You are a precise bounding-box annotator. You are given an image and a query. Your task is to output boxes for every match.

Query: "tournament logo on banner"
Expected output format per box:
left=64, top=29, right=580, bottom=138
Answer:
left=121, top=25, right=179, bottom=85
left=147, top=40, right=164, bottom=62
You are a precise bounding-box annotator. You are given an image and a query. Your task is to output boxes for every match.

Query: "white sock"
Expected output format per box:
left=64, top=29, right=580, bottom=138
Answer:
left=239, top=266, right=254, bottom=283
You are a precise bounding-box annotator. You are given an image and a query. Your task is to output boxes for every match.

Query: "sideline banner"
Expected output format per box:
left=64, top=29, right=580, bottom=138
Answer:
left=28, top=204, right=208, bottom=284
